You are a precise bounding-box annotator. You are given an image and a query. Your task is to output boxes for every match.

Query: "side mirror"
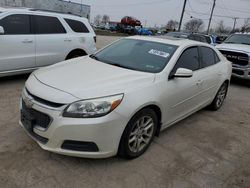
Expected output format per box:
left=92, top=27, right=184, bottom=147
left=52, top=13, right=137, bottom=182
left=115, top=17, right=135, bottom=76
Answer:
left=174, top=68, right=193, bottom=78
left=0, top=26, right=4, bottom=35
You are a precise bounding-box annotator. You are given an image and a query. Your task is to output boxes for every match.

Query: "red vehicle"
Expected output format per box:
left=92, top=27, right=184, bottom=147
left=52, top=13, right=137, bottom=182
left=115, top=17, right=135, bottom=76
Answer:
left=121, top=16, right=141, bottom=26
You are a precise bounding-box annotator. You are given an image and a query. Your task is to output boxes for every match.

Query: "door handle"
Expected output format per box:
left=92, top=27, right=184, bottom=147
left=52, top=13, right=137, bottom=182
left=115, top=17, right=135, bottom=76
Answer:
left=22, top=39, right=33, bottom=43
left=196, top=80, right=203, bottom=86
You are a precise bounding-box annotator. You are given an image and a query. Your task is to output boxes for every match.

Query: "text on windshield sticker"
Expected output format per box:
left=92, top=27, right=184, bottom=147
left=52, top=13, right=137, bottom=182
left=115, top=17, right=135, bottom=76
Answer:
left=148, top=49, right=170, bottom=58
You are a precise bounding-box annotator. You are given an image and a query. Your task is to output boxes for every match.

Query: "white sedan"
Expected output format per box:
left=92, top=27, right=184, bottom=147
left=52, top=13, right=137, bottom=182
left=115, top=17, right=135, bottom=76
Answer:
left=20, top=36, right=232, bottom=159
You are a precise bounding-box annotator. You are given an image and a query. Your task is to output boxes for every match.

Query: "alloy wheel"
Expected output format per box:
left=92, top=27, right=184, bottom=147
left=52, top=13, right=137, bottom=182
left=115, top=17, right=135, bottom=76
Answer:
left=128, top=116, right=155, bottom=153
left=216, top=84, right=227, bottom=108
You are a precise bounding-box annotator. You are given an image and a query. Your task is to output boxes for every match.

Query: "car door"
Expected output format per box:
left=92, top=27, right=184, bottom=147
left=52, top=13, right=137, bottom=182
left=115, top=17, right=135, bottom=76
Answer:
left=198, top=46, right=222, bottom=104
left=163, top=47, right=205, bottom=125
left=33, top=15, right=70, bottom=67
left=0, top=14, right=35, bottom=72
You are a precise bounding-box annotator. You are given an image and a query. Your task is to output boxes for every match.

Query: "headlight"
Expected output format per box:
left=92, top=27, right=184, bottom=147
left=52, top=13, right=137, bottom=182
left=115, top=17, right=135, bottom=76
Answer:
left=62, top=94, right=123, bottom=118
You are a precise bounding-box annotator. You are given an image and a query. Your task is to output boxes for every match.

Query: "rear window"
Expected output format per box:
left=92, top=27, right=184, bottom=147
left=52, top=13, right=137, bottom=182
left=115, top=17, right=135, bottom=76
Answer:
left=65, top=18, right=89, bottom=33
left=34, top=15, right=66, bottom=34
left=200, top=47, right=218, bottom=68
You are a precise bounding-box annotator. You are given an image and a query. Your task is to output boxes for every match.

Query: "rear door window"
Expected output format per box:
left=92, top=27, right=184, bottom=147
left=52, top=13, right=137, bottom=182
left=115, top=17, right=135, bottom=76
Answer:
left=0, top=14, right=31, bottom=35
left=33, top=15, right=66, bottom=34
left=64, top=18, right=89, bottom=33
left=200, top=46, right=218, bottom=68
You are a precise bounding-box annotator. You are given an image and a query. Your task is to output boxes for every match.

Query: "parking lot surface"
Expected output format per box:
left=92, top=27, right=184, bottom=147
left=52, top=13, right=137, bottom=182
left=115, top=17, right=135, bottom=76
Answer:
left=0, top=36, right=250, bottom=188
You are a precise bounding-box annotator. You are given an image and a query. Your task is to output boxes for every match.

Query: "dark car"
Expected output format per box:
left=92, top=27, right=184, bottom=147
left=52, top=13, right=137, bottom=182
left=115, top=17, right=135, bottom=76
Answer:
left=165, top=32, right=189, bottom=39
left=123, top=26, right=137, bottom=35
left=165, top=32, right=214, bottom=45
left=189, top=33, right=214, bottom=45
left=215, top=35, right=228, bottom=44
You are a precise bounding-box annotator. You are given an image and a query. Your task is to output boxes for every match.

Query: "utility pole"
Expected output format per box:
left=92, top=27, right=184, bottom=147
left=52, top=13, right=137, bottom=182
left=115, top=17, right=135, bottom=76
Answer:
left=232, top=17, right=238, bottom=32
left=80, top=0, right=83, bottom=13
left=178, top=0, right=187, bottom=32
left=207, top=0, right=216, bottom=34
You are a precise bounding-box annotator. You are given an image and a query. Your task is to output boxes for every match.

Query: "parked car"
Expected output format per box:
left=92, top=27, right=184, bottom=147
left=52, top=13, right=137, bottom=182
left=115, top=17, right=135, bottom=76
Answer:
left=96, top=23, right=106, bottom=30
left=165, top=31, right=189, bottom=39
left=137, top=28, right=153, bottom=36
left=216, top=33, right=250, bottom=80
left=123, top=26, right=137, bottom=35
left=189, top=33, right=215, bottom=45
left=20, top=36, right=232, bottom=159
left=165, top=32, right=215, bottom=45
left=215, top=35, right=228, bottom=44
left=0, top=7, right=97, bottom=77
left=108, top=21, right=119, bottom=32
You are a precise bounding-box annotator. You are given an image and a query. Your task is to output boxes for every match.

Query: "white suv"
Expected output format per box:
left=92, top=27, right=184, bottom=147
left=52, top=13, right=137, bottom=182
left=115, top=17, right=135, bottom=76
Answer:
left=0, top=7, right=97, bottom=77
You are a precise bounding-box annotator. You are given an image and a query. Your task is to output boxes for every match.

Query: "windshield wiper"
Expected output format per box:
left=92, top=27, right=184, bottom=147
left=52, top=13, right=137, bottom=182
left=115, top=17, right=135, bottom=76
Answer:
left=224, top=42, right=236, bottom=44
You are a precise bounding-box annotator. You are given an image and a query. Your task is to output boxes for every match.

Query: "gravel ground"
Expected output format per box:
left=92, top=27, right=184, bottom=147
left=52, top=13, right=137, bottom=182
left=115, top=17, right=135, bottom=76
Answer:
left=0, top=36, right=250, bottom=188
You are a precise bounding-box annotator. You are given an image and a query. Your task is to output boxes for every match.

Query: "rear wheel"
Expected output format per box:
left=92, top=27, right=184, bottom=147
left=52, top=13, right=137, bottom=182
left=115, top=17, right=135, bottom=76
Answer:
left=118, top=108, right=158, bottom=159
left=209, top=82, right=228, bottom=111
left=66, top=50, right=87, bottom=60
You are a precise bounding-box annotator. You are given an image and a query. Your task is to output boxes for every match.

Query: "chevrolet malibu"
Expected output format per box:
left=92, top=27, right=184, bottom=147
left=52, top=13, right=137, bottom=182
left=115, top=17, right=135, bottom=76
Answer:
left=20, top=36, right=232, bottom=159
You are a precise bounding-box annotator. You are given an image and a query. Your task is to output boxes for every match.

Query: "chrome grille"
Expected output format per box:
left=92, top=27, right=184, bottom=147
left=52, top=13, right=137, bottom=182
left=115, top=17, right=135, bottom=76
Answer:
left=219, top=50, right=249, bottom=66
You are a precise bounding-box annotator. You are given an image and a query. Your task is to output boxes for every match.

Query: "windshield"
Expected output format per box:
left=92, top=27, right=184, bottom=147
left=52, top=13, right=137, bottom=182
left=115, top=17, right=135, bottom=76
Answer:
left=224, top=34, right=250, bottom=45
left=92, top=39, right=178, bottom=73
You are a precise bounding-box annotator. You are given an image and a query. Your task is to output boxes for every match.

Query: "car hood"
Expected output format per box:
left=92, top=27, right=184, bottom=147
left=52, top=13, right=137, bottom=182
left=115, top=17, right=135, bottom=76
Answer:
left=216, top=43, right=250, bottom=54
left=33, top=56, right=155, bottom=100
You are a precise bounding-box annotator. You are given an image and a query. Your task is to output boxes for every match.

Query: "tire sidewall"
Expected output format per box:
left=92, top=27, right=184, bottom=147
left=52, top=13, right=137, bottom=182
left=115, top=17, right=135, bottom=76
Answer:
left=118, top=108, right=158, bottom=159
left=212, top=82, right=228, bottom=110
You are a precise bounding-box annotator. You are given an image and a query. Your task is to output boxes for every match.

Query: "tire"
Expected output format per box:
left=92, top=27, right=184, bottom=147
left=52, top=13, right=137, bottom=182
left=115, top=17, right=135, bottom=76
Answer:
left=118, top=108, right=158, bottom=159
left=66, top=51, right=86, bottom=60
left=209, top=82, right=228, bottom=111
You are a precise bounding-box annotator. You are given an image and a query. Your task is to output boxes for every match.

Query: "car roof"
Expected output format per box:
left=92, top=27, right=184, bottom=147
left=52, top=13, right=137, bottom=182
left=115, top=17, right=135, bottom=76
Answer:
left=166, top=32, right=189, bottom=37
left=233, top=32, right=250, bottom=35
left=128, top=35, right=207, bottom=47
left=0, top=7, right=87, bottom=20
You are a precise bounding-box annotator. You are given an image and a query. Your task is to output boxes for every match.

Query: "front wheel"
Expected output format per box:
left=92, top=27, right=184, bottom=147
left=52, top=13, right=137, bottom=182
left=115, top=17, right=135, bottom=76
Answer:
left=209, top=82, right=228, bottom=111
left=118, top=108, right=158, bottom=159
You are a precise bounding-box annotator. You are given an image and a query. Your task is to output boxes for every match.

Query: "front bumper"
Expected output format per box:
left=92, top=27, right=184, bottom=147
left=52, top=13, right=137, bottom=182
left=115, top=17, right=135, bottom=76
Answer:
left=232, top=66, right=250, bottom=80
left=19, top=96, right=128, bottom=158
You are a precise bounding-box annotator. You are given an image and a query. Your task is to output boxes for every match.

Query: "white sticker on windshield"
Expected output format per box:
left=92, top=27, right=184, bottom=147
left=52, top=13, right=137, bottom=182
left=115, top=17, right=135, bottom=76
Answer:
left=148, top=49, right=170, bottom=58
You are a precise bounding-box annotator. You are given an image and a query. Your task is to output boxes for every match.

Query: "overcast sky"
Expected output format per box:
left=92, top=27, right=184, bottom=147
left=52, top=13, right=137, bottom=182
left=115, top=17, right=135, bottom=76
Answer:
left=71, top=0, right=250, bottom=29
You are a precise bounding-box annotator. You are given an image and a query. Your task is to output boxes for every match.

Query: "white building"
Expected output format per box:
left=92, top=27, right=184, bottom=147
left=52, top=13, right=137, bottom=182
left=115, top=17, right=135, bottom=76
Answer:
left=0, top=0, right=91, bottom=19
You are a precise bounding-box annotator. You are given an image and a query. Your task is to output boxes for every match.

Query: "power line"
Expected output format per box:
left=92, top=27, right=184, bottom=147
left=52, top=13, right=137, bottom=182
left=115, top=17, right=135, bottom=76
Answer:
left=187, top=0, right=210, bottom=15
left=185, top=11, right=209, bottom=20
left=186, top=10, right=250, bottom=19
left=193, top=0, right=250, bottom=14
left=216, top=5, right=250, bottom=14
left=92, top=0, right=172, bottom=7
